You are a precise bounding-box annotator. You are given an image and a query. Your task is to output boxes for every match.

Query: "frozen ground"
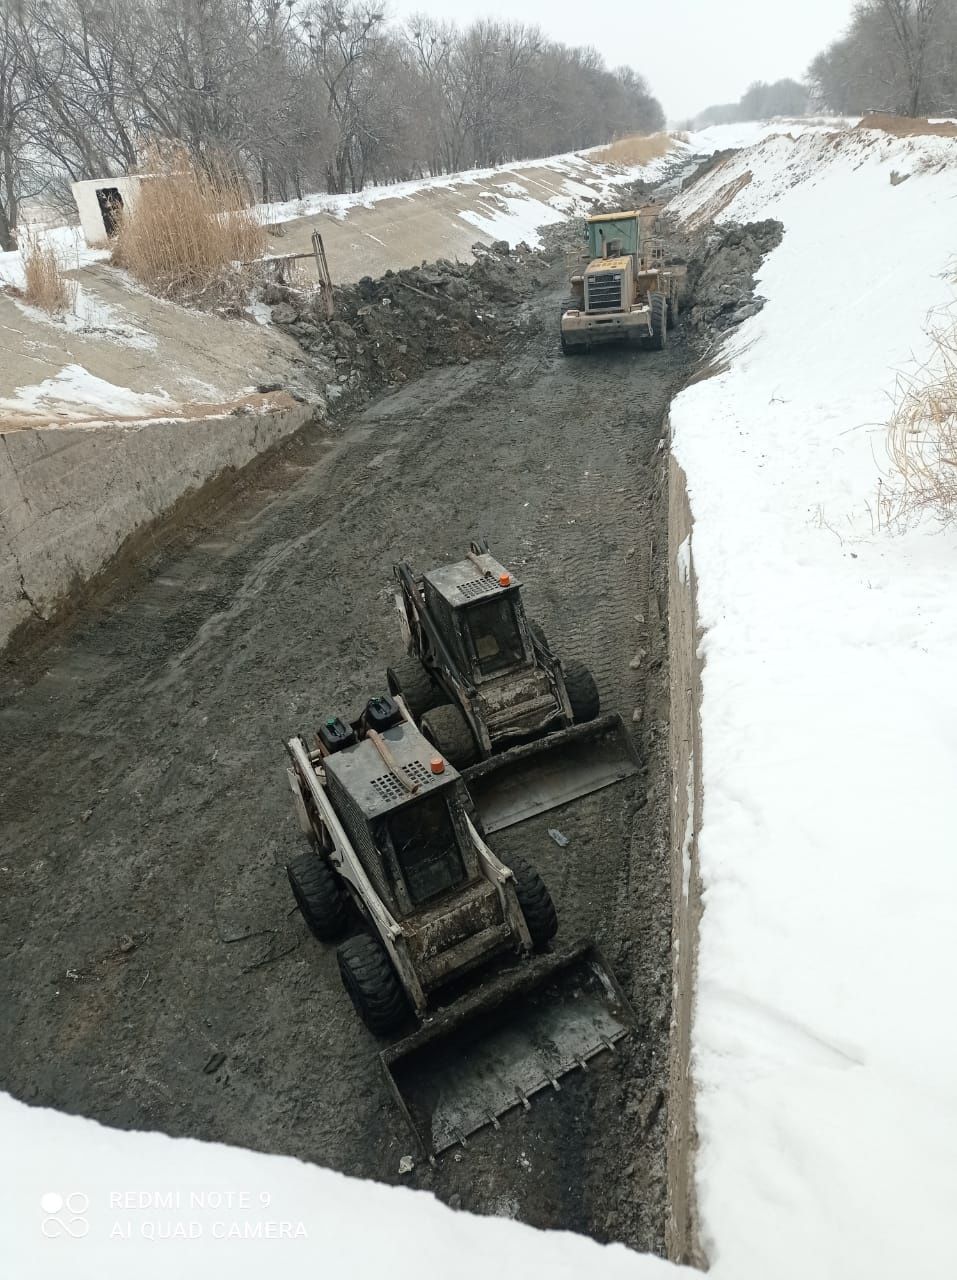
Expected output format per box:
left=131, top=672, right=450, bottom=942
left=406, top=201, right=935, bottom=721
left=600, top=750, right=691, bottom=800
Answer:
left=667, top=124, right=957, bottom=1276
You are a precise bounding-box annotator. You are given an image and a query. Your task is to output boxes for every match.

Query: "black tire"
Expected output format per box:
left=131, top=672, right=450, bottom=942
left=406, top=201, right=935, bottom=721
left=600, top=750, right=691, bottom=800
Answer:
left=667, top=291, right=680, bottom=330
left=337, top=933, right=410, bottom=1035
left=644, top=292, right=667, bottom=351
left=508, top=854, right=558, bottom=949
left=420, top=703, right=478, bottom=767
left=386, top=654, right=436, bottom=720
left=287, top=853, right=350, bottom=941
left=564, top=659, right=600, bottom=723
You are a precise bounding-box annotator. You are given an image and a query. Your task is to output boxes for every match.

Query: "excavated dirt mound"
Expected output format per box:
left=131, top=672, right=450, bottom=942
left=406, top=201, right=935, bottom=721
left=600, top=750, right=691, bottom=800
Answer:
left=262, top=240, right=557, bottom=413
left=678, top=218, right=784, bottom=335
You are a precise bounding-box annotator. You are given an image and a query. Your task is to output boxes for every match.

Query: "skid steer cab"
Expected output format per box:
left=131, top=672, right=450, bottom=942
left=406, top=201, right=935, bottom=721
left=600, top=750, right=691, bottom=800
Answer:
left=284, top=695, right=635, bottom=1158
left=387, top=541, right=640, bottom=833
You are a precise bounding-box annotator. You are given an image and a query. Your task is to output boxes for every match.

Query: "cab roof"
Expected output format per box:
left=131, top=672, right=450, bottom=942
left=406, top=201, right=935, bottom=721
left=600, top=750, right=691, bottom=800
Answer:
left=424, top=551, right=521, bottom=609
left=324, top=720, right=459, bottom=818
left=586, top=210, right=640, bottom=222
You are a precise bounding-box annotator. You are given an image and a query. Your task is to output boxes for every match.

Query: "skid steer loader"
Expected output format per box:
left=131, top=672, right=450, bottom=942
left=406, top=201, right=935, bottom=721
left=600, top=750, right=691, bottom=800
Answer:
left=284, top=695, right=635, bottom=1158
left=386, top=541, right=640, bottom=833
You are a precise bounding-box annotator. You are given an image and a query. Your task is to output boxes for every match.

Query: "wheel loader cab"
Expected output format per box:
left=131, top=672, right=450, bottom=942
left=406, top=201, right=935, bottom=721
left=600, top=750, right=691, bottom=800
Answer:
left=586, top=212, right=640, bottom=263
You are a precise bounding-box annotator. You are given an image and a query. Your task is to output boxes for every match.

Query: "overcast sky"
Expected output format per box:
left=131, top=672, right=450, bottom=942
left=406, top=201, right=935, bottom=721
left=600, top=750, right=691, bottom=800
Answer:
left=397, top=0, right=858, bottom=121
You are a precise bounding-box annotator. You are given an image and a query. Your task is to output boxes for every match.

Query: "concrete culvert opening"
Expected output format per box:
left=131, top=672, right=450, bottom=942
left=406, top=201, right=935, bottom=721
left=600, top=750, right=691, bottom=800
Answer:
left=95, top=186, right=124, bottom=238
left=0, top=168, right=775, bottom=1261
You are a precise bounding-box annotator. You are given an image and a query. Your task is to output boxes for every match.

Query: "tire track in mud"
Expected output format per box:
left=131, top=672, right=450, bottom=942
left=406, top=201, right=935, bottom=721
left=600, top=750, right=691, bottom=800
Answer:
left=0, top=275, right=691, bottom=1252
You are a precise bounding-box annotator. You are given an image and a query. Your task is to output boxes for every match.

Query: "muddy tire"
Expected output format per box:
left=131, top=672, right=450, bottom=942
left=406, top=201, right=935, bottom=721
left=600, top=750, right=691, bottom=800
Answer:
left=509, top=855, right=558, bottom=949
left=420, top=703, right=478, bottom=767
left=287, top=853, right=350, bottom=941
left=337, top=933, right=410, bottom=1036
left=645, top=293, right=667, bottom=351
left=564, top=660, right=600, bottom=723
left=386, top=654, right=436, bottom=720
left=667, top=291, right=680, bottom=329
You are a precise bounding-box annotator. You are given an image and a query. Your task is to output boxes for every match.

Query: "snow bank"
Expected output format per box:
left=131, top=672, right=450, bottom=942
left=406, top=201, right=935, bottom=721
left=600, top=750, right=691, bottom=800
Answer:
left=254, top=145, right=685, bottom=244
left=669, top=124, right=957, bottom=1277
left=685, top=118, right=858, bottom=154
left=3, top=1093, right=690, bottom=1279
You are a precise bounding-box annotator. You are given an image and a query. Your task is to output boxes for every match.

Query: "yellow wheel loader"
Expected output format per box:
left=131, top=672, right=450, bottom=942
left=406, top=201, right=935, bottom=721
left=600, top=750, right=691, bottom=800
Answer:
left=560, top=204, right=685, bottom=354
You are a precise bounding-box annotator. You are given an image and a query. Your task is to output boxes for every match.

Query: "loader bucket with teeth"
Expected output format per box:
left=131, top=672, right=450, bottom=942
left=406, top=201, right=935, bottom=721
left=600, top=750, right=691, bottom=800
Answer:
left=380, top=942, right=635, bottom=1159
left=463, top=713, right=641, bottom=834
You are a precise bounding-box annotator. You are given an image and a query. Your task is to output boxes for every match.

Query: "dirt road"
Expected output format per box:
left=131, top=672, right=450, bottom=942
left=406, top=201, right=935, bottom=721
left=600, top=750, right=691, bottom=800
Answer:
left=0, top=271, right=691, bottom=1251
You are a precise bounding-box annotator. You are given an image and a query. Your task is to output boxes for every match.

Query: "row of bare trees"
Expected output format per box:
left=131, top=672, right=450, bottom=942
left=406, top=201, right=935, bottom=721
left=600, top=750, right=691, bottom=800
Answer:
left=0, top=0, right=664, bottom=250
left=809, top=0, right=957, bottom=117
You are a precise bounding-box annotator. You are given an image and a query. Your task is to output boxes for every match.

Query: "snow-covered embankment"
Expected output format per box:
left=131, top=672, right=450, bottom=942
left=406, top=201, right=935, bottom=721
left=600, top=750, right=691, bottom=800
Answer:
left=667, top=122, right=957, bottom=1277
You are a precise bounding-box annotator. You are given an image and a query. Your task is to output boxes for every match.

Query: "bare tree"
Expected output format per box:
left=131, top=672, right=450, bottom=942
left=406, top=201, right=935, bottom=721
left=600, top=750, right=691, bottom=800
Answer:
left=0, top=0, right=668, bottom=240
left=880, top=0, right=940, bottom=114
left=809, top=0, right=956, bottom=116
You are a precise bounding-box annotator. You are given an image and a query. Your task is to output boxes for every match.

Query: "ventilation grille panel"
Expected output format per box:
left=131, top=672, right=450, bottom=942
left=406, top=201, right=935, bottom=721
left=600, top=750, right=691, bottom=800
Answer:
left=458, top=577, right=497, bottom=599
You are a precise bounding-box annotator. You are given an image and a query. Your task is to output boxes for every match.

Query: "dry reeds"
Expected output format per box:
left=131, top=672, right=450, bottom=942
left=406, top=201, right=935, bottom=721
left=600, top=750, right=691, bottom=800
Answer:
left=886, top=313, right=957, bottom=523
left=21, top=234, right=74, bottom=314
left=113, top=145, right=266, bottom=304
left=592, top=133, right=675, bottom=167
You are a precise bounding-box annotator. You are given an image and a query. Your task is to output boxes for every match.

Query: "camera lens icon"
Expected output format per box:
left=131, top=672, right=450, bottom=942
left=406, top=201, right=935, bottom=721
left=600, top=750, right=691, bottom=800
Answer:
left=41, top=1191, right=89, bottom=1238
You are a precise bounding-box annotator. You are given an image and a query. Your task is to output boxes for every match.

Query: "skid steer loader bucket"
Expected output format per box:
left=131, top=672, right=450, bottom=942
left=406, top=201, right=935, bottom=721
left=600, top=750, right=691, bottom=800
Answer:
left=380, top=942, right=635, bottom=1159
left=463, top=713, right=640, bottom=834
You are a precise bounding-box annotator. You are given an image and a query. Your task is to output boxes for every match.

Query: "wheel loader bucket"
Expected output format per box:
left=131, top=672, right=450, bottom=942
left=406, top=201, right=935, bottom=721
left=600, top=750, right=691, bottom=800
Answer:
left=380, top=942, right=635, bottom=1159
left=463, top=713, right=640, bottom=834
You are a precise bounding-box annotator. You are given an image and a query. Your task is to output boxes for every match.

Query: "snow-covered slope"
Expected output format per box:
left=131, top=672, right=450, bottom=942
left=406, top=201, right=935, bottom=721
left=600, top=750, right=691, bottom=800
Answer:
left=3, top=1093, right=690, bottom=1279
left=669, top=124, right=957, bottom=1277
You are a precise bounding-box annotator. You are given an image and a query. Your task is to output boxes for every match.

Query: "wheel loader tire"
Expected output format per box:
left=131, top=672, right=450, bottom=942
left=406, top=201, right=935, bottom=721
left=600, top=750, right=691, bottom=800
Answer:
left=337, top=933, right=410, bottom=1036
left=508, top=855, right=558, bottom=949
left=667, top=291, right=680, bottom=329
left=386, top=655, right=436, bottom=720
left=643, top=293, right=667, bottom=351
left=420, top=703, right=478, bottom=768
left=287, top=853, right=350, bottom=941
left=564, top=660, right=601, bottom=723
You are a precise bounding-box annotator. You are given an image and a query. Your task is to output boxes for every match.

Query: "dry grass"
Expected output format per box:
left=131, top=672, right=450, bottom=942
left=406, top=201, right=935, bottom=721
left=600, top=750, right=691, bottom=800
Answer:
left=592, top=133, right=675, bottom=167
left=858, top=113, right=957, bottom=138
left=113, top=146, right=266, bottom=305
left=21, top=234, right=75, bottom=314
left=886, top=313, right=957, bottom=524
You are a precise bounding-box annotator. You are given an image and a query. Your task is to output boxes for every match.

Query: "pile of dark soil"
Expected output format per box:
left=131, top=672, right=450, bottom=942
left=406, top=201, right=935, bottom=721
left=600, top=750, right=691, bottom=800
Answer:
left=682, top=218, right=784, bottom=334
left=262, top=240, right=560, bottom=413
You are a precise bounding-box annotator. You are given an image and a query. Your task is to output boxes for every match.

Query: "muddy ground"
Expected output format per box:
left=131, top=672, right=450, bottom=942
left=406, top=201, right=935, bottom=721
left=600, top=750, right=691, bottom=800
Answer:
left=0, top=249, right=692, bottom=1251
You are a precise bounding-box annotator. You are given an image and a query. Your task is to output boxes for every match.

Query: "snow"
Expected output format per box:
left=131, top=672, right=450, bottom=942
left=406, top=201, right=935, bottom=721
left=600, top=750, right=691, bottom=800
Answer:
left=668, top=124, right=957, bottom=1277
left=684, top=118, right=859, bottom=154
left=254, top=142, right=694, bottom=247
left=0, top=365, right=175, bottom=419
left=460, top=191, right=567, bottom=248
left=12, top=283, right=156, bottom=349
left=3, top=1093, right=691, bottom=1279
left=0, top=229, right=143, bottom=347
